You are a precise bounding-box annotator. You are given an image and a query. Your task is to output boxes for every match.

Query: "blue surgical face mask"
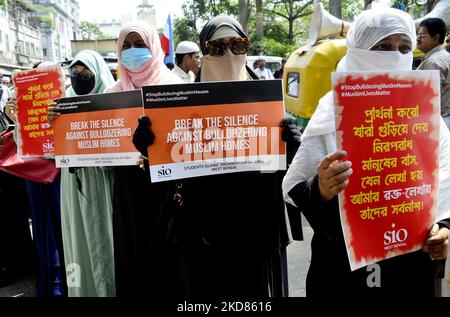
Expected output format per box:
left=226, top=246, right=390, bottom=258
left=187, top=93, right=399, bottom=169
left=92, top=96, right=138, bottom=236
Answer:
left=121, top=47, right=152, bottom=70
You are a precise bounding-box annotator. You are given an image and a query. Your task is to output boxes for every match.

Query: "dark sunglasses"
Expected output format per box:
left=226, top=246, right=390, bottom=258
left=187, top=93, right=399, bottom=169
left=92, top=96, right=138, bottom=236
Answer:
left=205, top=37, right=250, bottom=57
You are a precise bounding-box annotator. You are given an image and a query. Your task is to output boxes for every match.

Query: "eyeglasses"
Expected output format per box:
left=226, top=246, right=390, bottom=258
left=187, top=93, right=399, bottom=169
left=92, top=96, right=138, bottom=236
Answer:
left=69, top=68, right=94, bottom=80
left=417, top=34, right=431, bottom=39
left=205, top=38, right=250, bottom=57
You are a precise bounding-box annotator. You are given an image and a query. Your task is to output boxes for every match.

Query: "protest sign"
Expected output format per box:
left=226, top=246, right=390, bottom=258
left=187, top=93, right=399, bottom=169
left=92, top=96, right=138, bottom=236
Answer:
left=13, top=65, right=65, bottom=158
left=54, top=90, right=143, bottom=167
left=142, top=80, right=286, bottom=182
left=333, top=70, right=440, bottom=270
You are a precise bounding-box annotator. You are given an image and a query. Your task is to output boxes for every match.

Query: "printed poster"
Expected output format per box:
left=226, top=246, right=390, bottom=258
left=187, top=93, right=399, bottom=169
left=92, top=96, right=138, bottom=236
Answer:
left=54, top=90, right=143, bottom=167
left=333, top=70, right=440, bottom=271
left=142, top=80, right=286, bottom=182
left=13, top=65, right=65, bottom=158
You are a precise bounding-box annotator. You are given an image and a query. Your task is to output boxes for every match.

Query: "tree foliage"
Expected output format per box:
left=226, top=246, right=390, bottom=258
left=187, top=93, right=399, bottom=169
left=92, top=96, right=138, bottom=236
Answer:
left=264, top=0, right=314, bottom=44
left=390, top=0, right=435, bottom=17
left=173, top=0, right=371, bottom=57
left=181, top=0, right=238, bottom=27
left=80, top=21, right=106, bottom=40
left=173, top=17, right=199, bottom=46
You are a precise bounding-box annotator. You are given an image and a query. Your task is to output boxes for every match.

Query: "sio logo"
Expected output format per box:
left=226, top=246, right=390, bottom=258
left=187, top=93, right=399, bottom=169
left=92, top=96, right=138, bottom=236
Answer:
left=384, top=223, right=408, bottom=249
left=42, top=139, right=54, bottom=153
left=158, top=166, right=172, bottom=177
left=59, top=157, right=70, bottom=165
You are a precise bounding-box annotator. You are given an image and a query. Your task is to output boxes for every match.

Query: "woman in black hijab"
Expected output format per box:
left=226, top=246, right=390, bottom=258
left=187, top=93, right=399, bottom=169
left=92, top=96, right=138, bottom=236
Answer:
left=134, top=15, right=301, bottom=297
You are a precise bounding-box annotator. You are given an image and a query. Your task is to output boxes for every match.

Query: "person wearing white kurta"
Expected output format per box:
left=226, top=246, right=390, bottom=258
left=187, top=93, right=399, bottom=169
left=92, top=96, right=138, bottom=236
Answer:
left=172, top=41, right=200, bottom=83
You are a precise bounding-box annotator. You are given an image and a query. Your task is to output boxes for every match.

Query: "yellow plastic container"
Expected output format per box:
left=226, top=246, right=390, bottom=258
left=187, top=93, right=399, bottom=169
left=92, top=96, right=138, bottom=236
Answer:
left=284, top=39, right=347, bottom=122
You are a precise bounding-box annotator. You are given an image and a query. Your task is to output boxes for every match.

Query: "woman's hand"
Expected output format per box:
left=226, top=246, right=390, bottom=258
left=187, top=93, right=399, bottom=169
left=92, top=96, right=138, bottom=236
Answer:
left=4, top=98, right=17, bottom=124
left=280, top=118, right=301, bottom=144
left=133, top=115, right=155, bottom=156
left=47, top=101, right=61, bottom=126
left=137, top=156, right=146, bottom=171
left=423, top=224, right=449, bottom=260
left=317, top=150, right=353, bottom=201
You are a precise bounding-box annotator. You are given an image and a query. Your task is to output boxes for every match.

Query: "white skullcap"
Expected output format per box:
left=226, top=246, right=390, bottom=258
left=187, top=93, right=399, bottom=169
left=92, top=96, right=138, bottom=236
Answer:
left=346, top=7, right=416, bottom=50
left=175, top=41, right=200, bottom=54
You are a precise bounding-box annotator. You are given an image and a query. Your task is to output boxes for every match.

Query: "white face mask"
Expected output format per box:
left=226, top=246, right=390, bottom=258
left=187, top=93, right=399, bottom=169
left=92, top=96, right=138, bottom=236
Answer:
left=337, top=47, right=413, bottom=72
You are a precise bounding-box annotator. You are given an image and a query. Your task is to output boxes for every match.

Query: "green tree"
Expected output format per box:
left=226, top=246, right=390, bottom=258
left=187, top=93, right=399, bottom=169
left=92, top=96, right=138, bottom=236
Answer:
left=256, top=0, right=264, bottom=39
left=182, top=0, right=238, bottom=28
left=239, top=0, right=251, bottom=34
left=264, top=0, right=314, bottom=45
left=173, top=17, right=199, bottom=46
left=390, top=0, right=434, bottom=17
left=80, top=21, right=106, bottom=40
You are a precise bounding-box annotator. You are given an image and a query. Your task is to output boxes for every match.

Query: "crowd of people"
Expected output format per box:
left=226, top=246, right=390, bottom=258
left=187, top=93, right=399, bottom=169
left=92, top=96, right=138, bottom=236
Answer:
left=0, top=7, right=449, bottom=298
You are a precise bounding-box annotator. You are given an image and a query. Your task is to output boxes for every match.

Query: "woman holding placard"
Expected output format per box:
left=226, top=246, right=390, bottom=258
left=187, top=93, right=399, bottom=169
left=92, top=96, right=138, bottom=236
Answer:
left=282, top=8, right=450, bottom=297
left=48, top=50, right=116, bottom=297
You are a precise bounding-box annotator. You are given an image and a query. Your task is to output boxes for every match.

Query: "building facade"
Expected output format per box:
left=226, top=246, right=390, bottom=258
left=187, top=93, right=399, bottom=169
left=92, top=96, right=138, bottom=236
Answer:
left=30, top=0, right=81, bottom=62
left=0, top=0, right=42, bottom=73
left=97, top=19, right=121, bottom=39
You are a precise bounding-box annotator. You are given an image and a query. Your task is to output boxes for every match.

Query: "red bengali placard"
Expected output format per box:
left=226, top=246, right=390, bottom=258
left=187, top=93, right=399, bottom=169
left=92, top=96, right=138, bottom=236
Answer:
left=13, top=65, right=65, bottom=158
left=333, top=70, right=440, bottom=271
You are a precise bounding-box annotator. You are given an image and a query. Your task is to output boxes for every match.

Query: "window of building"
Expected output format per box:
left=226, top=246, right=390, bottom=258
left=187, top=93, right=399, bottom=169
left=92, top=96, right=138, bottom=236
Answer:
left=5, top=34, right=9, bottom=51
left=31, top=43, right=35, bottom=56
left=26, top=42, right=31, bottom=56
left=43, top=48, right=47, bottom=56
left=17, top=40, right=24, bottom=54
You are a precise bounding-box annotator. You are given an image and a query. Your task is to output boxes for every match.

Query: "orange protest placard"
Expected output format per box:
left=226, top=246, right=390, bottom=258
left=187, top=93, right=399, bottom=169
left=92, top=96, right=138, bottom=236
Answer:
left=13, top=65, right=65, bottom=158
left=54, top=90, right=143, bottom=167
left=333, top=70, right=440, bottom=271
left=143, top=80, right=286, bottom=182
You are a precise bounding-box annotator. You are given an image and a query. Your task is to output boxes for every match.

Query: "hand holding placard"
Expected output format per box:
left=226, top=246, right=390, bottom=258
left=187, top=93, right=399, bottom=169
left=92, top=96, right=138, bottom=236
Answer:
left=318, top=150, right=353, bottom=201
left=424, top=223, right=449, bottom=260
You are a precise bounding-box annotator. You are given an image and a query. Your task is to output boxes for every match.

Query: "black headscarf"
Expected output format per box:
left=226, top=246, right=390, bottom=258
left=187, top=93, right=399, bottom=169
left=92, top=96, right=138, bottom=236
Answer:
left=199, top=15, right=247, bottom=55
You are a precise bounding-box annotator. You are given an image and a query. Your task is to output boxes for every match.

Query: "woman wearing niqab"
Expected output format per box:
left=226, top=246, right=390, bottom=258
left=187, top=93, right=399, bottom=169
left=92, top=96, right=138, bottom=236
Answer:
left=282, top=8, right=450, bottom=297
left=146, top=15, right=296, bottom=297
left=59, top=50, right=116, bottom=297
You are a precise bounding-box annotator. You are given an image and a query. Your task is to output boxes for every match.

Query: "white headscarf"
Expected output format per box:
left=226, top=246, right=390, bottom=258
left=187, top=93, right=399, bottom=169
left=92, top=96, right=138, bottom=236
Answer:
left=303, top=7, right=416, bottom=140
left=282, top=8, right=450, bottom=222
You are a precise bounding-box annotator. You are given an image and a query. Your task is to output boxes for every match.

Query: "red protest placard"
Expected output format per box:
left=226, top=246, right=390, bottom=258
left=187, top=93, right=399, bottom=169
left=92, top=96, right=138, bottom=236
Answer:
left=333, top=70, right=440, bottom=271
left=13, top=65, right=65, bottom=158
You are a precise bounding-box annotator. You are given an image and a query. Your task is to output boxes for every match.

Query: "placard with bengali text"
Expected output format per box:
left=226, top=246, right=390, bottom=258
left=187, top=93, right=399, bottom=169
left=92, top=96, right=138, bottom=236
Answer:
left=13, top=65, right=65, bottom=158
left=333, top=70, right=440, bottom=271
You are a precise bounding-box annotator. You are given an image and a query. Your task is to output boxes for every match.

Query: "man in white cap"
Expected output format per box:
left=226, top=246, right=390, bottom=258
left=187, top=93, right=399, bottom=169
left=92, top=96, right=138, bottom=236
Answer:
left=173, top=41, right=201, bottom=83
